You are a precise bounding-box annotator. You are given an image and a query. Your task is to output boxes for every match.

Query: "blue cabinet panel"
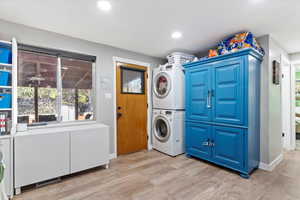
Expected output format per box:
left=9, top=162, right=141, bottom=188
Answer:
left=186, top=66, right=212, bottom=121
left=212, top=126, right=244, bottom=170
left=186, top=122, right=211, bottom=160
left=213, top=57, right=245, bottom=125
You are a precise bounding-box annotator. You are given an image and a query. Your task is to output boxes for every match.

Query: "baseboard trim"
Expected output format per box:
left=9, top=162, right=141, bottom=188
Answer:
left=148, top=144, right=153, bottom=151
left=109, top=153, right=117, bottom=159
left=259, top=153, right=283, bottom=171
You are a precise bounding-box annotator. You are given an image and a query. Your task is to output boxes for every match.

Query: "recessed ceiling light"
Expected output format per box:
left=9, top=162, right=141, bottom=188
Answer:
left=97, top=0, right=112, bottom=12
left=171, top=31, right=182, bottom=39
left=249, top=0, right=263, bottom=4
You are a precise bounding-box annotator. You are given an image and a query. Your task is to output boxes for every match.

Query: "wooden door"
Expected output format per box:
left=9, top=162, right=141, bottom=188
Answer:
left=116, top=62, right=148, bottom=155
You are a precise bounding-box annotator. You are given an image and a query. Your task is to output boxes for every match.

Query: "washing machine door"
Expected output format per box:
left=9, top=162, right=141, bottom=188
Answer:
left=154, top=115, right=171, bottom=142
left=153, top=72, right=171, bottom=98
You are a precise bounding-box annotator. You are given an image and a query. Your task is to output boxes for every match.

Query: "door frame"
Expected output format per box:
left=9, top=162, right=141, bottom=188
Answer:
left=290, top=59, right=300, bottom=150
left=112, top=57, right=153, bottom=158
left=281, top=54, right=294, bottom=150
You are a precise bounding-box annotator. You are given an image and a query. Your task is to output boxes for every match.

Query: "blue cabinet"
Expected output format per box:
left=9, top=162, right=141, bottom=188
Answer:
left=184, top=49, right=262, bottom=178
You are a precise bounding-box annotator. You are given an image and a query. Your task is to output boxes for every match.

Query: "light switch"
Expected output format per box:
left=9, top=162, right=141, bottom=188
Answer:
left=105, top=93, right=112, bottom=99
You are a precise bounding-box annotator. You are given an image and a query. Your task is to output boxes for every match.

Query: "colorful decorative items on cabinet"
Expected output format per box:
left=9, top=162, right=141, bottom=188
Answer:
left=206, top=32, right=264, bottom=59
left=184, top=48, right=263, bottom=178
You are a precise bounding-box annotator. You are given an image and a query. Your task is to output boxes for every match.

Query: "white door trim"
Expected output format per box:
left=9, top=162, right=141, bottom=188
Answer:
left=290, top=64, right=296, bottom=150
left=281, top=55, right=293, bottom=150
left=291, top=61, right=300, bottom=150
left=112, top=57, right=153, bottom=159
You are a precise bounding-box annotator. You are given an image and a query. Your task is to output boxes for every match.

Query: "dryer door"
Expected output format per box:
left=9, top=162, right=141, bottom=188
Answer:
left=153, top=72, right=171, bottom=98
left=153, top=116, right=171, bottom=143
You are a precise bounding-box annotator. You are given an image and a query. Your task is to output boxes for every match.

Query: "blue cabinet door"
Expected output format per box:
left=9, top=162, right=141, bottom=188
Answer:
left=212, top=125, right=245, bottom=170
left=186, top=65, right=212, bottom=122
left=186, top=122, right=211, bottom=160
left=212, top=57, right=245, bottom=125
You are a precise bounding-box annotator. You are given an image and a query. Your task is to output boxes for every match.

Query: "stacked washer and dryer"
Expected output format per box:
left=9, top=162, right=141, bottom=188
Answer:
left=152, top=53, right=195, bottom=156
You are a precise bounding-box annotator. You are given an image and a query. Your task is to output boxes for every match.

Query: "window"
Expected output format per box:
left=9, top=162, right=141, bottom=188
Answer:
left=18, top=49, right=95, bottom=125
left=61, top=58, right=93, bottom=121
left=121, top=67, right=145, bottom=94
left=18, top=51, right=58, bottom=124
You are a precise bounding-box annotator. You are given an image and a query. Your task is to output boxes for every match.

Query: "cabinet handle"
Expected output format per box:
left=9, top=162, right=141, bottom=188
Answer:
left=209, top=140, right=215, bottom=147
left=207, top=90, right=212, bottom=108
left=202, top=140, right=209, bottom=146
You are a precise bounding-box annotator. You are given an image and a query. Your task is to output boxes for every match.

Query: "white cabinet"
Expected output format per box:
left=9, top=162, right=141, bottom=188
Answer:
left=0, top=138, right=12, bottom=196
left=15, top=132, right=70, bottom=188
left=70, top=126, right=109, bottom=173
left=14, top=123, right=110, bottom=191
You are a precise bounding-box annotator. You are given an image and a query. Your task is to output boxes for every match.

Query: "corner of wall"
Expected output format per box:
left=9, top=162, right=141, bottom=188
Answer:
left=290, top=52, right=300, bottom=64
left=257, top=34, right=271, bottom=164
left=259, top=153, right=283, bottom=171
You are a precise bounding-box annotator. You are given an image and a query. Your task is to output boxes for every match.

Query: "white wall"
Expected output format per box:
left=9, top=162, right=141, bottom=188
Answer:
left=257, top=35, right=289, bottom=165
left=281, top=63, right=291, bottom=150
left=268, top=37, right=289, bottom=161
left=257, top=35, right=270, bottom=164
left=0, top=19, right=164, bottom=154
left=290, top=53, right=300, bottom=63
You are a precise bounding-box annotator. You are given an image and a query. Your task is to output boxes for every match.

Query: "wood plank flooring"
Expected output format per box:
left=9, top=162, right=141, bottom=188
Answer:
left=13, top=150, right=300, bottom=200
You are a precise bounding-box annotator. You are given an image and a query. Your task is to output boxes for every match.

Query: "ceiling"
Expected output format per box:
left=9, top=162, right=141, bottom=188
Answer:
left=0, top=0, right=299, bottom=58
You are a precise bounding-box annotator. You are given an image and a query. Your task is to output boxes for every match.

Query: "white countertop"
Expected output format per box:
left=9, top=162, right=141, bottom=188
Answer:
left=15, top=122, right=109, bottom=137
left=0, top=135, right=11, bottom=140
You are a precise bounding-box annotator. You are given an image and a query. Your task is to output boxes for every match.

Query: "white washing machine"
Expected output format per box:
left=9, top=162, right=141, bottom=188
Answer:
left=153, top=64, right=185, bottom=110
left=152, top=109, right=185, bottom=156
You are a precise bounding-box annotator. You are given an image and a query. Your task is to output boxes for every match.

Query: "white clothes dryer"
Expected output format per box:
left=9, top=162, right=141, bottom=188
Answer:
left=152, top=64, right=185, bottom=110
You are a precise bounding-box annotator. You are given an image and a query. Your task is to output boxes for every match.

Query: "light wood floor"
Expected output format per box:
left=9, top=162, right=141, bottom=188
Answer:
left=296, top=140, right=300, bottom=150
left=13, top=150, right=300, bottom=200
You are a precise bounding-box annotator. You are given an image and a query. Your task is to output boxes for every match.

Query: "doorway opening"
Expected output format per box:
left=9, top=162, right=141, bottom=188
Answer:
left=295, top=64, right=300, bottom=150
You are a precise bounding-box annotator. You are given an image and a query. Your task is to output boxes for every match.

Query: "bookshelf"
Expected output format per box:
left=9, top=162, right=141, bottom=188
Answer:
left=0, top=38, right=17, bottom=198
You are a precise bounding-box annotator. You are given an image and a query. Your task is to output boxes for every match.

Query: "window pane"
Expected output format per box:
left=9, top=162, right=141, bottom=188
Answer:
left=62, top=88, right=75, bottom=121
left=17, top=87, right=34, bottom=124
left=61, top=58, right=93, bottom=121
left=122, top=68, right=144, bottom=94
left=78, top=89, right=93, bottom=120
left=38, top=87, right=58, bottom=122
left=18, top=51, right=58, bottom=124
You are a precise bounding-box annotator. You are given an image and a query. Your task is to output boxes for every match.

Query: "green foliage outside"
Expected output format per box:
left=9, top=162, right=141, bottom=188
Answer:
left=18, top=87, right=92, bottom=115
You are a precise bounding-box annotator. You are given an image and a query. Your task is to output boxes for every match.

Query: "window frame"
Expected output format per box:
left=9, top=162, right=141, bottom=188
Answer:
left=17, top=49, right=96, bottom=126
left=120, top=66, right=146, bottom=95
